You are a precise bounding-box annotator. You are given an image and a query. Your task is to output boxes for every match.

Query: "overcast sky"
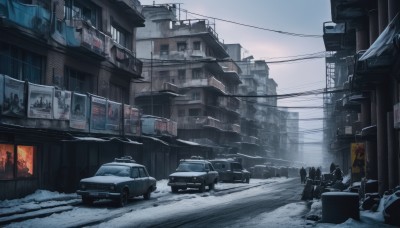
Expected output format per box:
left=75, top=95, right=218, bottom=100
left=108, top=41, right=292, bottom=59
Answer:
left=141, top=0, right=333, bottom=166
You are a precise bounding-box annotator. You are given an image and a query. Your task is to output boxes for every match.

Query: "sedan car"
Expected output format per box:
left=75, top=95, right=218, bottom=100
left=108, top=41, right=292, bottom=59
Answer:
left=210, top=159, right=251, bottom=183
left=168, top=159, right=219, bottom=193
left=76, top=157, right=157, bottom=207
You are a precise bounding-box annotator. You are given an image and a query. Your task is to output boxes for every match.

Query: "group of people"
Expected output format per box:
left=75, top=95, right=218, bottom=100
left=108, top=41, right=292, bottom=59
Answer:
left=299, top=166, right=321, bottom=184
left=299, top=162, right=344, bottom=184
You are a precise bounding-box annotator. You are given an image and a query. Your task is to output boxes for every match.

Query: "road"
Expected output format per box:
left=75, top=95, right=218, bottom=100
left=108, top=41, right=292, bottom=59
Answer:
left=3, top=178, right=309, bottom=228
left=96, top=178, right=308, bottom=228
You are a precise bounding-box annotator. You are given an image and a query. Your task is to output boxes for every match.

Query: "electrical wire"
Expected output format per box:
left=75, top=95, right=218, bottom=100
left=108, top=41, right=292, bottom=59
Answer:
left=179, top=9, right=322, bottom=38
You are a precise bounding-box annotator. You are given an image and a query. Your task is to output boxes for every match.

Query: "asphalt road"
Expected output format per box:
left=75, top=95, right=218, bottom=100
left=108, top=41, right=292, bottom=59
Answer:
left=136, top=178, right=307, bottom=228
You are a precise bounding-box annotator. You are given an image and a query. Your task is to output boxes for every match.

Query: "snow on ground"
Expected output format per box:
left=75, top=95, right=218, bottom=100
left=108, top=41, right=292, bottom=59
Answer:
left=1, top=178, right=395, bottom=228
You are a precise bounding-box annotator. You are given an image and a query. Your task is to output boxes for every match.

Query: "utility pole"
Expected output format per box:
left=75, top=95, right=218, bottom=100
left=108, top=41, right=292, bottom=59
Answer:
left=150, top=51, right=153, bottom=116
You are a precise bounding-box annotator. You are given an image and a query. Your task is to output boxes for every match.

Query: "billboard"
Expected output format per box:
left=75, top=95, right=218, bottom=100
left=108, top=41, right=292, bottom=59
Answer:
left=90, top=96, right=106, bottom=130
left=27, top=83, right=54, bottom=119
left=70, top=92, right=87, bottom=130
left=53, top=90, right=71, bottom=120
left=3, top=76, right=25, bottom=117
left=106, top=100, right=121, bottom=131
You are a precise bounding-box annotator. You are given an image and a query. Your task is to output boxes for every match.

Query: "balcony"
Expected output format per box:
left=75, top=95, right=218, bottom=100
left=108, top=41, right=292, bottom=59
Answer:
left=323, top=22, right=345, bottom=51
left=181, top=77, right=226, bottom=94
left=217, top=97, right=240, bottom=113
left=241, top=135, right=260, bottom=145
left=161, top=82, right=179, bottom=93
left=0, top=0, right=50, bottom=37
left=109, top=42, right=142, bottom=75
left=112, top=0, right=145, bottom=27
left=177, top=116, right=223, bottom=130
left=225, top=123, right=240, bottom=134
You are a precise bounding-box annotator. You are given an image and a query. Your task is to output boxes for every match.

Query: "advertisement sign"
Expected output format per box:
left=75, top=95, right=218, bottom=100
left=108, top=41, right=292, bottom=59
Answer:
left=131, top=107, right=140, bottom=136
left=53, top=90, right=71, bottom=120
left=90, top=96, right=106, bottom=130
left=28, top=83, right=54, bottom=119
left=123, top=104, right=131, bottom=134
left=3, top=76, right=26, bottom=117
left=106, top=100, right=121, bottom=131
left=70, top=92, right=87, bottom=130
left=351, top=143, right=365, bottom=180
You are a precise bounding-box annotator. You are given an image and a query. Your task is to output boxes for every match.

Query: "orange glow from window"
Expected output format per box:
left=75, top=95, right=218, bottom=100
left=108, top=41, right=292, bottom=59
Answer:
left=0, top=144, right=14, bottom=179
left=17, top=146, right=35, bottom=177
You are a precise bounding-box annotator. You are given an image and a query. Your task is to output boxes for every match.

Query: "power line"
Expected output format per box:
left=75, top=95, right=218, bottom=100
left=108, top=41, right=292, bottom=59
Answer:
left=222, top=88, right=349, bottom=99
left=179, top=9, right=322, bottom=38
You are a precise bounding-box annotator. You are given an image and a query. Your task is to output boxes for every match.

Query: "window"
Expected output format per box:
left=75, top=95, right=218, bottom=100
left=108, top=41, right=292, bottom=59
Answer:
left=110, top=82, right=128, bottom=104
left=178, top=70, right=186, bottom=82
left=138, top=167, right=148, bottom=177
left=192, top=68, right=202, bottom=79
left=131, top=167, right=139, bottom=178
left=178, top=109, right=185, bottom=117
left=189, top=108, right=201, bottom=116
left=191, top=92, right=200, bottom=100
left=177, top=42, right=187, bottom=51
left=160, top=44, right=169, bottom=56
left=111, top=23, right=130, bottom=49
left=0, top=43, right=43, bottom=84
left=65, top=67, right=92, bottom=93
left=64, top=0, right=101, bottom=28
left=0, top=144, right=35, bottom=180
left=193, top=41, right=201, bottom=50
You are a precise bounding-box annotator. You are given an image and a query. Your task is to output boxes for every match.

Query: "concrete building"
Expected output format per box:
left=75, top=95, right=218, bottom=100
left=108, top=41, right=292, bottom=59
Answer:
left=135, top=4, right=242, bottom=154
left=0, top=0, right=149, bottom=199
left=323, top=0, right=400, bottom=195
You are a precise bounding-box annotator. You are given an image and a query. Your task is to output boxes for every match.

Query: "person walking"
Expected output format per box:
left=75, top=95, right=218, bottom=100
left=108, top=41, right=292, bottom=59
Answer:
left=300, top=167, right=306, bottom=184
left=330, top=162, right=336, bottom=174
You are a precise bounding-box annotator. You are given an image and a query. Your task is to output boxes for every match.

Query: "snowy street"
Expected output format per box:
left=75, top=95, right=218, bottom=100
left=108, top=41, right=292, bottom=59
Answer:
left=0, top=177, right=394, bottom=227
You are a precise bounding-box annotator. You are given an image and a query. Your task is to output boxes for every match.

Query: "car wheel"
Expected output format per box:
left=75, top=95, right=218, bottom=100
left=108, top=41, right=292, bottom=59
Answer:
left=209, top=182, right=215, bottom=190
left=82, top=196, right=93, bottom=205
left=199, top=182, right=206, bottom=193
left=171, top=186, right=179, bottom=193
left=143, top=188, right=151, bottom=200
left=118, top=189, right=128, bottom=207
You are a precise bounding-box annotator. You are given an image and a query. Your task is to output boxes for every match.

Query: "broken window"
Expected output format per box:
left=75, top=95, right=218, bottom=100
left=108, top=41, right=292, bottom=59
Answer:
left=0, top=144, right=35, bottom=180
left=17, top=146, right=35, bottom=178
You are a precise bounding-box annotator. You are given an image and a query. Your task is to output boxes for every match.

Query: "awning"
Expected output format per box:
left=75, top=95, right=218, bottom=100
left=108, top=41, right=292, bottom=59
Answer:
left=63, top=137, right=142, bottom=145
left=176, top=139, right=201, bottom=146
left=141, top=135, right=169, bottom=146
left=358, top=13, right=400, bottom=67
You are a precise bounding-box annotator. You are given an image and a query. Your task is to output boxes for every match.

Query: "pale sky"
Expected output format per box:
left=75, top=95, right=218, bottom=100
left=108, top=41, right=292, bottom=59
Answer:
left=140, top=0, right=333, bottom=166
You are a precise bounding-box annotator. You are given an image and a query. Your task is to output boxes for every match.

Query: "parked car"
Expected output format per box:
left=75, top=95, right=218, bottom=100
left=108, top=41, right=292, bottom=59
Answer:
left=250, top=165, right=273, bottom=179
left=168, top=159, right=219, bottom=193
left=209, top=159, right=251, bottom=183
left=76, top=156, right=157, bottom=207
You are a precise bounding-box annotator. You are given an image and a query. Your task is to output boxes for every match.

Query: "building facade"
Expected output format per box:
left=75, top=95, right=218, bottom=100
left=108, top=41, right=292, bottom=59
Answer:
left=323, top=0, right=400, bottom=194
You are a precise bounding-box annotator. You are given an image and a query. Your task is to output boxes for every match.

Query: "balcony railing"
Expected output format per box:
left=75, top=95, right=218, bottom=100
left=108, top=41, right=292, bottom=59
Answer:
left=241, top=135, right=259, bottom=144
left=109, top=42, right=142, bottom=75
left=217, top=97, right=239, bottom=113
left=225, top=123, right=240, bottom=134
left=178, top=116, right=223, bottom=130
left=182, top=77, right=226, bottom=94
left=0, top=0, right=50, bottom=36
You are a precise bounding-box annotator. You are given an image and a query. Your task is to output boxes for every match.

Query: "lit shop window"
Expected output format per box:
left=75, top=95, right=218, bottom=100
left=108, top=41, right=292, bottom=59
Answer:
left=17, top=146, right=35, bottom=178
left=0, top=144, right=15, bottom=180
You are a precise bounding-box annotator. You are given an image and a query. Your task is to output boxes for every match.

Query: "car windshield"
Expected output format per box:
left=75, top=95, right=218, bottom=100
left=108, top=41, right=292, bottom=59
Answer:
left=176, top=162, right=205, bottom=172
left=95, top=165, right=130, bottom=177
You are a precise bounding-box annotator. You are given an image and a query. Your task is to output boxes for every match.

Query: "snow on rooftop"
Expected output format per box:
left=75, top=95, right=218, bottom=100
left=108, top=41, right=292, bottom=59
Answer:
left=176, top=139, right=200, bottom=146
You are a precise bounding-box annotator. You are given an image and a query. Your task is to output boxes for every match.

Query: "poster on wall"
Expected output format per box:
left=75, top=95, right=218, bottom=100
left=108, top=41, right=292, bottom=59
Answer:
left=351, top=143, right=365, bottom=180
left=90, top=96, right=106, bottom=130
left=53, top=90, right=71, bottom=120
left=70, top=92, right=87, bottom=130
left=131, top=107, right=140, bottom=136
left=106, top=100, right=121, bottom=131
left=3, top=76, right=26, bottom=117
left=27, top=83, right=54, bottom=119
left=123, top=104, right=131, bottom=134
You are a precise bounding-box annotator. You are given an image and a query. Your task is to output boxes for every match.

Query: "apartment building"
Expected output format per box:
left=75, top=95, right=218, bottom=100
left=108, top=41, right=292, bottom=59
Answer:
left=323, top=0, right=400, bottom=194
left=135, top=4, right=242, bottom=154
left=0, top=0, right=145, bottom=199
